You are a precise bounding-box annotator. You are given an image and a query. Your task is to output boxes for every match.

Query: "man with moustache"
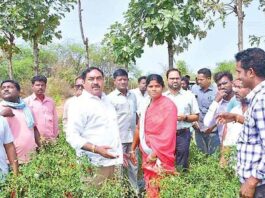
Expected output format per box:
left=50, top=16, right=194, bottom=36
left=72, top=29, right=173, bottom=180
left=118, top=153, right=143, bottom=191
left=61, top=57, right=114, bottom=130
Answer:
left=204, top=71, right=235, bottom=142
left=192, top=68, right=218, bottom=154
left=0, top=80, right=40, bottom=164
left=217, top=48, right=265, bottom=197
left=131, top=76, right=149, bottom=114
left=24, top=75, right=58, bottom=140
left=66, top=67, right=123, bottom=185
left=164, top=68, right=199, bottom=170
left=108, top=69, right=139, bottom=191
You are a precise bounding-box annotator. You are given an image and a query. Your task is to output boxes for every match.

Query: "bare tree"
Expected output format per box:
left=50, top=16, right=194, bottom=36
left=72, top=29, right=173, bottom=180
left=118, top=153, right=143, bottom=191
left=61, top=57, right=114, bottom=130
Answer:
left=78, top=0, right=89, bottom=67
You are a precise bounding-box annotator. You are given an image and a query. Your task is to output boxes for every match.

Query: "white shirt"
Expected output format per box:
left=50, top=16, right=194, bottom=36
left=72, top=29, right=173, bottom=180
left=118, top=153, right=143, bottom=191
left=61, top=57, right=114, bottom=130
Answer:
left=130, top=88, right=149, bottom=115
left=204, top=97, right=233, bottom=140
left=108, top=89, right=137, bottom=143
left=62, top=96, right=78, bottom=132
left=164, top=89, right=200, bottom=130
left=223, top=105, right=243, bottom=146
left=66, top=90, right=123, bottom=167
left=0, top=116, right=13, bottom=175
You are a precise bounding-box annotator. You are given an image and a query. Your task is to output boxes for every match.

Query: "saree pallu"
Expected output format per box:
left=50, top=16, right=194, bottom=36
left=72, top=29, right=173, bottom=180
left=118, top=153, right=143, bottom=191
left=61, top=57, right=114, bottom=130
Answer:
left=139, top=96, right=177, bottom=197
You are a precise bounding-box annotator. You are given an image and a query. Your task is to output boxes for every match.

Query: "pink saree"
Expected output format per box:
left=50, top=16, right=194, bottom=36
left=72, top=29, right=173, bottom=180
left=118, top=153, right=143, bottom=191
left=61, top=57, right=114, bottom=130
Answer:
left=139, top=95, right=177, bottom=197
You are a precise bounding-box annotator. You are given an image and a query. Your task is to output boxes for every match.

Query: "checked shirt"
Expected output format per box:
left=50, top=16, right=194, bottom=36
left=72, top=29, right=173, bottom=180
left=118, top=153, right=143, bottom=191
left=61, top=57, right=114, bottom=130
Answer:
left=237, top=80, right=265, bottom=185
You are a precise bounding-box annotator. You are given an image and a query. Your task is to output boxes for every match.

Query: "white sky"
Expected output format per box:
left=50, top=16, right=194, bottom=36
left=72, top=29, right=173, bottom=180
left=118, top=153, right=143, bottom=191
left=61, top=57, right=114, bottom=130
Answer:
left=59, top=0, right=265, bottom=75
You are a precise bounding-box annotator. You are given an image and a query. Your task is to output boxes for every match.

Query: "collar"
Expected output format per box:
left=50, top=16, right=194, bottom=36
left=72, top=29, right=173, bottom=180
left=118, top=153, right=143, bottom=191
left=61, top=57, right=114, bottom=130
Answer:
left=165, top=89, right=185, bottom=96
left=200, top=84, right=215, bottom=92
left=31, top=93, right=48, bottom=102
left=113, top=88, right=130, bottom=97
left=246, top=80, right=265, bottom=103
left=82, top=90, right=106, bottom=100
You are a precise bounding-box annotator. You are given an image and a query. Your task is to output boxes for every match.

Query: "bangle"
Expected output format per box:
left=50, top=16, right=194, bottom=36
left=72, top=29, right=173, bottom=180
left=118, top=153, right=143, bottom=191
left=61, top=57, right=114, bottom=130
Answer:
left=91, top=144, right=96, bottom=153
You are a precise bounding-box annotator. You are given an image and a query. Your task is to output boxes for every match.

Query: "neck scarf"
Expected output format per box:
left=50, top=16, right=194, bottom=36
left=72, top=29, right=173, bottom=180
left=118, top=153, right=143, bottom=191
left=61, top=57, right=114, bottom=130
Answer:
left=2, top=98, right=35, bottom=129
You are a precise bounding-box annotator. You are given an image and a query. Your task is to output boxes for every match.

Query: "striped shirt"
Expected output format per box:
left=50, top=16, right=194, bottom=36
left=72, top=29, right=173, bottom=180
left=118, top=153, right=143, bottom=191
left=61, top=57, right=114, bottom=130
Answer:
left=237, top=80, right=265, bottom=185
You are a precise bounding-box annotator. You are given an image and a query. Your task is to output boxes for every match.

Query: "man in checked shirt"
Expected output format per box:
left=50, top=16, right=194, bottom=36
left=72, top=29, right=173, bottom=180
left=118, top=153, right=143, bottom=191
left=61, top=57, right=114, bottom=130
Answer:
left=217, top=48, right=265, bottom=198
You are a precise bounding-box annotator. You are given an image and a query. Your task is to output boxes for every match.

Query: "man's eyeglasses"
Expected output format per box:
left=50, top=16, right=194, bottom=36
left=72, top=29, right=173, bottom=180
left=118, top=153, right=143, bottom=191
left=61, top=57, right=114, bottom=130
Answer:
left=74, top=84, right=84, bottom=89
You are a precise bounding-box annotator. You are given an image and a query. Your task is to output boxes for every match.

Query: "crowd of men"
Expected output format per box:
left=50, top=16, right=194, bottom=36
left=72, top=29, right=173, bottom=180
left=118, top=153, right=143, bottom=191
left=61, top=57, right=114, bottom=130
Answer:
left=0, top=47, right=265, bottom=197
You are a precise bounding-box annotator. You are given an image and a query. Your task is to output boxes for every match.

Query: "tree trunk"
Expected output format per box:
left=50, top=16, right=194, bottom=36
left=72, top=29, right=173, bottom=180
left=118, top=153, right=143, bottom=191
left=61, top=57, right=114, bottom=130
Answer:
left=168, top=41, right=174, bottom=69
left=33, top=38, right=39, bottom=75
left=78, top=0, right=89, bottom=67
left=7, top=55, right=13, bottom=80
left=237, top=0, right=243, bottom=51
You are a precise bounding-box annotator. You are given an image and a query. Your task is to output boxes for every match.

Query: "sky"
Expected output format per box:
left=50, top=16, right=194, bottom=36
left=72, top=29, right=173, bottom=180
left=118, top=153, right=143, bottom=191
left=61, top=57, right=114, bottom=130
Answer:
left=59, top=0, right=265, bottom=75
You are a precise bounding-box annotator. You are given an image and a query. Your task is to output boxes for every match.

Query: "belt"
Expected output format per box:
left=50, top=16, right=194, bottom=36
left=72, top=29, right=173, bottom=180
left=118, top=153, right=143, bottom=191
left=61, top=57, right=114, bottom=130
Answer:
left=177, top=128, right=189, bottom=134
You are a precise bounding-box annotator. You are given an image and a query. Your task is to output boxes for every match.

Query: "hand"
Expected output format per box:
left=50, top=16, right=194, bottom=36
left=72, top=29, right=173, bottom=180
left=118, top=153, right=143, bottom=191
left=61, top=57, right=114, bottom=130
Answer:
left=216, top=113, right=237, bottom=124
left=129, top=151, right=137, bottom=165
left=239, top=177, right=259, bottom=198
left=95, top=146, right=119, bottom=159
left=177, top=114, right=186, bottom=121
left=205, top=125, right=216, bottom=134
left=0, top=107, right=14, bottom=117
left=215, top=90, right=227, bottom=102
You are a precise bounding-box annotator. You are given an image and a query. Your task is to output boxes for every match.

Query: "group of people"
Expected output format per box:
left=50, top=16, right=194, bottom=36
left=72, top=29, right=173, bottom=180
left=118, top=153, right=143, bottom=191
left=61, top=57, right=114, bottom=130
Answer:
left=0, top=76, right=58, bottom=179
left=0, top=47, right=265, bottom=198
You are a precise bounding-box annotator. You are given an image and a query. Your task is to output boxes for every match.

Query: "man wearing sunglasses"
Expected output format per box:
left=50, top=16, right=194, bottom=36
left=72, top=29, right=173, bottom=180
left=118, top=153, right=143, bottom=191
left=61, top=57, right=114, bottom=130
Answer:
left=63, top=76, right=84, bottom=132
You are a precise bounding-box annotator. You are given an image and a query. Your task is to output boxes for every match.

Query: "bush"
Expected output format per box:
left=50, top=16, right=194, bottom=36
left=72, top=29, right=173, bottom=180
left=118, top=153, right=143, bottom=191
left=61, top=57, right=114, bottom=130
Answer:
left=0, top=136, right=240, bottom=197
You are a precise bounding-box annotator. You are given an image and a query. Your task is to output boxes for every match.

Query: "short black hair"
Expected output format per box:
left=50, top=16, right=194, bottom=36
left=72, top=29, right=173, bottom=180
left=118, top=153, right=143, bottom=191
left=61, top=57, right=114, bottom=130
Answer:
left=113, top=69, right=128, bottom=79
left=197, top=68, right=211, bottom=78
left=166, top=68, right=181, bottom=79
left=235, top=47, right=265, bottom=78
left=31, top=75, right=47, bottom=84
left=146, top=74, right=165, bottom=88
left=138, top=76, right=147, bottom=83
left=214, top=71, right=233, bottom=83
left=81, top=67, right=104, bottom=80
left=181, top=77, right=189, bottom=85
left=1, top=80, right=21, bottom=91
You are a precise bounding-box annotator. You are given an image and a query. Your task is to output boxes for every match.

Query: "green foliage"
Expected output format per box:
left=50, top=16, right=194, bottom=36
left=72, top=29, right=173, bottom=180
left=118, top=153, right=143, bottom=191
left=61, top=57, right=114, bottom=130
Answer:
left=160, top=144, right=240, bottom=198
left=214, top=60, right=236, bottom=75
left=0, top=136, right=240, bottom=197
left=176, top=60, right=189, bottom=76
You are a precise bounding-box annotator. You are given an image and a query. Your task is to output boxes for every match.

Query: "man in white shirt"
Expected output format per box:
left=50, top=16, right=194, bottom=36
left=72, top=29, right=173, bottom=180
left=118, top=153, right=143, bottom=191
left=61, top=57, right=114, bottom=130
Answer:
left=164, top=68, right=199, bottom=171
left=62, top=76, right=84, bottom=132
left=0, top=115, right=18, bottom=180
left=204, top=71, right=235, bottom=142
left=66, top=67, right=123, bottom=185
left=108, top=69, right=138, bottom=191
left=131, top=76, right=149, bottom=114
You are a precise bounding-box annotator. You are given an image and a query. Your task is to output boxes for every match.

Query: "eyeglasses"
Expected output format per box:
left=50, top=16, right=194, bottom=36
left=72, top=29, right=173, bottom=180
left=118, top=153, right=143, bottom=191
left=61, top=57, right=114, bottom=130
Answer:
left=74, top=84, right=84, bottom=89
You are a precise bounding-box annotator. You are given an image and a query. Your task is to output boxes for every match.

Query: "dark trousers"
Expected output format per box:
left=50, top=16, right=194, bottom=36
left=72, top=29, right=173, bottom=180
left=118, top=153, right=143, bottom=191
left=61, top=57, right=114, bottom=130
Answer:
left=254, top=184, right=265, bottom=198
left=176, top=128, right=191, bottom=170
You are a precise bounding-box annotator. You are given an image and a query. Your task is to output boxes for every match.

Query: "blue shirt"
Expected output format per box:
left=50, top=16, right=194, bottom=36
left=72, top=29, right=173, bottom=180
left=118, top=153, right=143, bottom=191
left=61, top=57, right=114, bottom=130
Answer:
left=192, top=84, right=217, bottom=131
left=237, top=80, right=265, bottom=185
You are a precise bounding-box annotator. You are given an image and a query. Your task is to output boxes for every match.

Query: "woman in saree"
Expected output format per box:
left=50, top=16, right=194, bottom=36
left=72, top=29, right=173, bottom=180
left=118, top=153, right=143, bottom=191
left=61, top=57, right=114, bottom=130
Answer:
left=130, top=74, right=178, bottom=197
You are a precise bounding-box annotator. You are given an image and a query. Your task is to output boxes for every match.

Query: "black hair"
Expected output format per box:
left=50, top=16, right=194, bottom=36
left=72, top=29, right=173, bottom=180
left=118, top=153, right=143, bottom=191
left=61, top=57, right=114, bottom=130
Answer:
left=113, top=69, right=128, bottom=79
left=81, top=67, right=104, bottom=80
left=235, top=47, right=265, bottom=78
left=181, top=77, right=190, bottom=85
left=31, top=75, right=47, bottom=84
left=197, top=68, right=211, bottom=78
left=1, top=80, right=21, bottom=91
left=166, top=68, right=181, bottom=79
left=138, top=76, right=147, bottom=83
left=146, top=74, right=165, bottom=88
left=214, top=71, right=233, bottom=83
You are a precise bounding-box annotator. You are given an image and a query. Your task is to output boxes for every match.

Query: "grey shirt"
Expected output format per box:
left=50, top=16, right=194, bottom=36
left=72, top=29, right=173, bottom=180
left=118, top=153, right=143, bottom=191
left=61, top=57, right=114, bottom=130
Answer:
left=108, top=89, right=137, bottom=143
